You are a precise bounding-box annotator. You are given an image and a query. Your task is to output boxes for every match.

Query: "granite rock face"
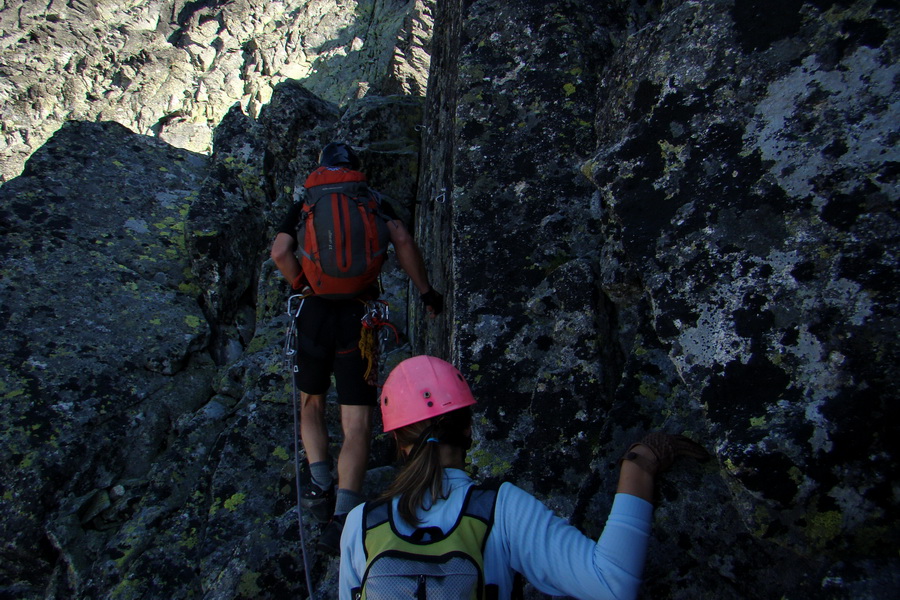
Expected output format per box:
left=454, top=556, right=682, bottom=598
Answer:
left=1, top=0, right=898, bottom=599
left=590, top=0, right=898, bottom=572
left=0, top=0, right=434, bottom=183
left=0, top=121, right=216, bottom=596
left=417, top=0, right=898, bottom=598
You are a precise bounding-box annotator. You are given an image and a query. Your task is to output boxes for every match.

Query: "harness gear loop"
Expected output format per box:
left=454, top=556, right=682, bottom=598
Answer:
left=284, top=292, right=317, bottom=599
left=358, top=299, right=399, bottom=385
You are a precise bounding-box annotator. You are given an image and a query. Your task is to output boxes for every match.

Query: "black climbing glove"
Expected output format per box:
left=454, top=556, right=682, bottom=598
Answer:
left=420, top=288, right=444, bottom=316
left=620, top=432, right=710, bottom=476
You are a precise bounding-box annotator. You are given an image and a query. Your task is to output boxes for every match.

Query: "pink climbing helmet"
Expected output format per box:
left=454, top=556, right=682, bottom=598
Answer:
left=380, top=355, right=477, bottom=432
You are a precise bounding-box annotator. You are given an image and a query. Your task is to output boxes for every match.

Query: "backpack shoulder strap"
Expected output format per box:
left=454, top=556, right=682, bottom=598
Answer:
left=367, top=189, right=395, bottom=223
left=463, top=484, right=499, bottom=519
left=461, top=484, right=500, bottom=551
left=360, top=499, right=391, bottom=560
left=464, top=484, right=506, bottom=600
left=363, top=498, right=390, bottom=531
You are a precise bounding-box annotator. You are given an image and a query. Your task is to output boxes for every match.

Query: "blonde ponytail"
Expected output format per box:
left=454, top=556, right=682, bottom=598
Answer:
left=379, top=407, right=472, bottom=525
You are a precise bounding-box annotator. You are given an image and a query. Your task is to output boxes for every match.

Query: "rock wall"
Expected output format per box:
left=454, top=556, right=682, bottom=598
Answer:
left=591, top=0, right=898, bottom=573
left=417, top=0, right=898, bottom=598
left=0, top=0, right=434, bottom=183
left=0, top=0, right=898, bottom=599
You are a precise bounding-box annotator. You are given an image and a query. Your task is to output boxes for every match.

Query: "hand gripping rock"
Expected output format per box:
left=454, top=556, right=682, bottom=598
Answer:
left=621, top=432, right=710, bottom=476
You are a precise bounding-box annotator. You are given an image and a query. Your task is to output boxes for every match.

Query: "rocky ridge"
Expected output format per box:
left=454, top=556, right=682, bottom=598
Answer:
left=0, top=0, right=434, bottom=183
left=0, top=89, right=425, bottom=599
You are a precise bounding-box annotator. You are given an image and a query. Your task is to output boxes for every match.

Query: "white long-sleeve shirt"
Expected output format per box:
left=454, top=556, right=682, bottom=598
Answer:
left=339, top=468, right=653, bottom=600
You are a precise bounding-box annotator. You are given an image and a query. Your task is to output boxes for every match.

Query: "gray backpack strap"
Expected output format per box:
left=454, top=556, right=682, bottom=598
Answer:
left=361, top=500, right=391, bottom=560
left=463, top=486, right=498, bottom=522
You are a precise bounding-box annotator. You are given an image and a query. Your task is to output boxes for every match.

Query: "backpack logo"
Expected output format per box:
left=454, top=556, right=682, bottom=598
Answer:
left=297, top=167, right=390, bottom=299
left=354, top=486, right=498, bottom=600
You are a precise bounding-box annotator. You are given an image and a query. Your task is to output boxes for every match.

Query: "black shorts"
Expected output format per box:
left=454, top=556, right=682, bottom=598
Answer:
left=293, top=296, right=377, bottom=406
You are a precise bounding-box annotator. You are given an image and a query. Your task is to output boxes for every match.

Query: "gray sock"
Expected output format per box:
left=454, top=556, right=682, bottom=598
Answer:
left=335, top=488, right=365, bottom=515
left=309, top=460, right=333, bottom=491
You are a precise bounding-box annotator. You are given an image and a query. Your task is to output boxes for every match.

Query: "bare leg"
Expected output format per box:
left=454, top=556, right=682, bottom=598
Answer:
left=299, top=392, right=329, bottom=465
left=337, top=404, right=373, bottom=493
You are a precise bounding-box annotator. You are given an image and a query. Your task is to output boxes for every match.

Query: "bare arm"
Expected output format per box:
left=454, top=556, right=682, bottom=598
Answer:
left=387, top=220, right=432, bottom=295
left=616, top=444, right=656, bottom=503
left=271, top=232, right=303, bottom=288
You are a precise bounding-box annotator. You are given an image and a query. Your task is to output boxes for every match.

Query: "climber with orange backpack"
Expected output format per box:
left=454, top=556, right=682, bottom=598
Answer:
left=339, top=355, right=710, bottom=600
left=271, top=142, right=444, bottom=553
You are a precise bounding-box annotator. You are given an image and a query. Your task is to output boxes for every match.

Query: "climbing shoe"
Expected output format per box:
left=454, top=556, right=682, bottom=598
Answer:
left=317, top=513, right=347, bottom=555
left=301, top=483, right=335, bottom=523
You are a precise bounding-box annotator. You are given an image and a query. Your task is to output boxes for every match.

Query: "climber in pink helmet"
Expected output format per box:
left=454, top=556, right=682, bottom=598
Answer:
left=338, top=355, right=709, bottom=600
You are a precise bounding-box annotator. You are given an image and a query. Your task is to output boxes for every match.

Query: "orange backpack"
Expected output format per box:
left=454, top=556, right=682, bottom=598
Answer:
left=297, top=166, right=391, bottom=299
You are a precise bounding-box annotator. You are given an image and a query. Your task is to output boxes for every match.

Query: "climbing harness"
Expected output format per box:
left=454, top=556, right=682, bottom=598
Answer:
left=358, top=299, right=399, bottom=385
left=284, top=290, right=317, bottom=600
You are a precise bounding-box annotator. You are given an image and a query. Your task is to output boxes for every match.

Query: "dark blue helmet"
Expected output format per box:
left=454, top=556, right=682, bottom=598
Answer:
left=319, top=142, right=361, bottom=170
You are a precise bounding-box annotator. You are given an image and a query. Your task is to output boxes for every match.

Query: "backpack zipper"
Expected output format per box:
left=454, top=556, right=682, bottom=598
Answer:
left=417, top=574, right=427, bottom=600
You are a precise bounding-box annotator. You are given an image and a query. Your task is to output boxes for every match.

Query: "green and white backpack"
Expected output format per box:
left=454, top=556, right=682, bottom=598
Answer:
left=353, top=485, right=499, bottom=600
